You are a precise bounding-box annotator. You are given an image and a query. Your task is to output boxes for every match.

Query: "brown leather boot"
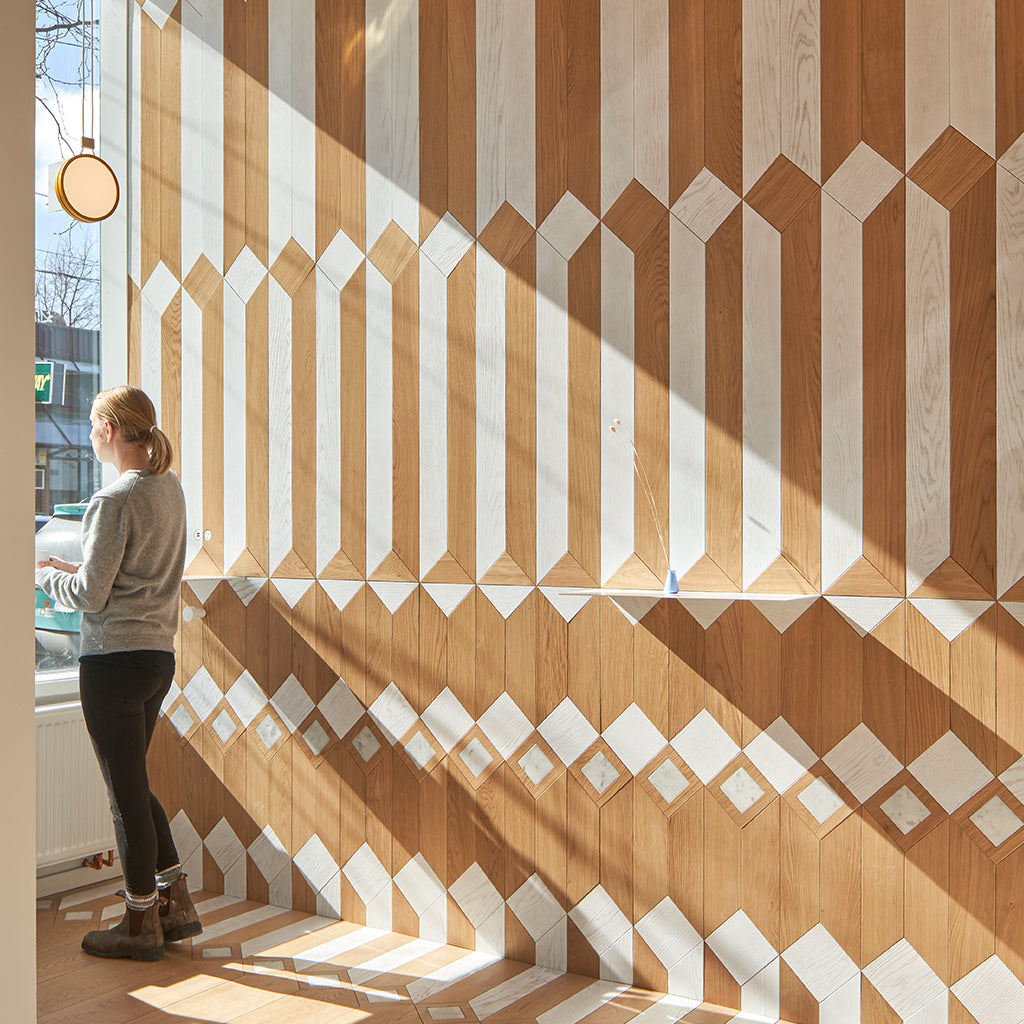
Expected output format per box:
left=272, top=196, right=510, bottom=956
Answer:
left=158, top=874, right=202, bottom=942
left=81, top=897, right=165, bottom=961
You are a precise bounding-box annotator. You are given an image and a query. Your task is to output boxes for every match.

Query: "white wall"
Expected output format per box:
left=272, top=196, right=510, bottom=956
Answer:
left=0, top=0, right=40, bottom=1019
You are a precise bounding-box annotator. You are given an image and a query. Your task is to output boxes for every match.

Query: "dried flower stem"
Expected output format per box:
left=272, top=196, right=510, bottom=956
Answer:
left=609, top=419, right=670, bottom=570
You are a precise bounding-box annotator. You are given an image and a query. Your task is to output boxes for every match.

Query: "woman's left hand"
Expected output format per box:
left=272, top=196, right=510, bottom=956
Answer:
left=38, top=556, right=78, bottom=573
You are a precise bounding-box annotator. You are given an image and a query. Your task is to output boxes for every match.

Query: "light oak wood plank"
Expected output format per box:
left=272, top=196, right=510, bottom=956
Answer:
left=669, top=0, right=704, bottom=204
left=782, top=0, right=821, bottom=183
left=780, top=195, right=822, bottom=590
left=633, top=218, right=671, bottom=582
left=863, top=601, right=907, bottom=764
left=862, top=181, right=907, bottom=592
left=703, top=792, right=742, bottom=934
left=601, top=226, right=636, bottom=585
left=743, top=0, right=781, bottom=195
left=704, top=205, right=743, bottom=587
left=536, top=0, right=567, bottom=225
left=506, top=242, right=537, bottom=579
left=245, top=277, right=270, bottom=574
left=820, top=810, right=861, bottom=966
left=447, top=0, right=476, bottom=235
left=950, top=811, right=996, bottom=980
left=567, top=227, right=602, bottom=583
left=860, top=816, right=903, bottom=965
left=997, top=167, right=1024, bottom=594
left=245, top=0, right=270, bottom=266
left=950, top=607, right=997, bottom=772
left=905, top=181, right=951, bottom=594
left=949, top=168, right=998, bottom=596
left=905, top=602, right=951, bottom=764
left=392, top=257, right=421, bottom=578
left=634, top=0, right=669, bottom=205
left=600, top=0, right=633, bottom=215
left=905, top=0, right=949, bottom=170
left=742, top=204, right=782, bottom=589
left=950, top=0, right=996, bottom=157
left=821, top=193, right=862, bottom=592
left=820, top=0, right=860, bottom=182
left=905, top=816, right=949, bottom=984
left=567, top=0, right=601, bottom=215
left=742, top=798, right=780, bottom=951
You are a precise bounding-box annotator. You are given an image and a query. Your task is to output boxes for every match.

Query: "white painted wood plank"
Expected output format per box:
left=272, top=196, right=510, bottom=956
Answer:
left=477, top=0, right=505, bottom=232
left=291, top=0, right=316, bottom=256
left=267, top=0, right=293, bottom=267
left=905, top=0, right=950, bottom=169
left=420, top=256, right=448, bottom=577
left=742, top=205, right=782, bottom=589
left=222, top=286, right=247, bottom=570
left=391, top=0, right=419, bottom=243
left=140, top=295, right=162, bottom=421
left=997, top=166, right=1024, bottom=594
left=201, top=0, right=224, bottom=273
left=476, top=245, right=507, bottom=577
left=365, top=0, right=394, bottom=251
left=536, top=236, right=569, bottom=581
left=130, top=4, right=142, bottom=284
left=743, top=0, right=781, bottom=194
left=601, top=226, right=635, bottom=584
left=181, top=292, right=203, bottom=568
left=634, top=0, right=669, bottom=204
left=950, top=0, right=995, bottom=158
left=601, top=0, right=633, bottom=214
left=782, top=0, right=821, bottom=183
left=905, top=180, right=950, bottom=593
left=268, top=276, right=292, bottom=573
left=180, top=1, right=204, bottom=278
left=365, top=263, right=393, bottom=575
left=669, top=217, right=705, bottom=578
left=505, top=0, right=536, bottom=224
left=820, top=193, right=863, bottom=591
left=316, top=269, right=342, bottom=575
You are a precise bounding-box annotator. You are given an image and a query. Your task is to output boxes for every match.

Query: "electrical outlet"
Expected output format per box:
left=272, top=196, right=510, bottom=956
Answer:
left=192, top=529, right=202, bottom=540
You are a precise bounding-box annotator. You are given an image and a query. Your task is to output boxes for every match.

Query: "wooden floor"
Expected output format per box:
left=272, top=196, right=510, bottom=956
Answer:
left=36, top=881, right=785, bottom=1024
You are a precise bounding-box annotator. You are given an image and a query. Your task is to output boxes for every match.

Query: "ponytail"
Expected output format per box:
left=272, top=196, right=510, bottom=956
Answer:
left=147, top=425, right=173, bottom=475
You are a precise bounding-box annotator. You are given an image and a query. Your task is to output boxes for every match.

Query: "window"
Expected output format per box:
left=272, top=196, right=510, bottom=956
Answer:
left=34, top=0, right=124, bottom=686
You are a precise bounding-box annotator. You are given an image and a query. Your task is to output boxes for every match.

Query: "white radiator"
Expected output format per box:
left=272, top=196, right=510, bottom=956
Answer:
left=36, top=702, right=116, bottom=868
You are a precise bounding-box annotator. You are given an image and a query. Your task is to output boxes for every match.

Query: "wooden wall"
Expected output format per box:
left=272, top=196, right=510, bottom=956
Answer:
left=132, top=0, right=1024, bottom=1018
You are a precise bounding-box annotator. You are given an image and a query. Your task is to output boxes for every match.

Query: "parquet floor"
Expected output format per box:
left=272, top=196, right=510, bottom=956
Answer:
left=36, top=881, right=783, bottom=1024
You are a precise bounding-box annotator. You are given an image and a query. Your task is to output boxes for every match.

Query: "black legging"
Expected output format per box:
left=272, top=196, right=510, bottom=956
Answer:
left=78, top=650, right=180, bottom=898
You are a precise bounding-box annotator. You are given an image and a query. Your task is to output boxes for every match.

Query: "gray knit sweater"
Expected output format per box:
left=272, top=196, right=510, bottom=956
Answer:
left=35, top=469, right=187, bottom=656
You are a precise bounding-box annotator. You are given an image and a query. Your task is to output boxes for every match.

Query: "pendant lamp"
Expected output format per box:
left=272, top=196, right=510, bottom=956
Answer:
left=54, top=0, right=119, bottom=223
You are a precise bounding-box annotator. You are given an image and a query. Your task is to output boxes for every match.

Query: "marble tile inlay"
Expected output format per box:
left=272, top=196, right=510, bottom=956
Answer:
left=352, top=725, right=381, bottom=763
left=212, top=709, right=238, bottom=744
left=970, top=797, right=1024, bottom=848
left=582, top=752, right=619, bottom=794
left=256, top=715, right=282, bottom=751
left=405, top=730, right=437, bottom=770
left=460, top=738, right=494, bottom=778
left=519, top=744, right=555, bottom=786
left=721, top=767, right=764, bottom=814
left=799, top=778, right=844, bottom=824
left=880, top=786, right=930, bottom=835
left=303, top=720, right=330, bottom=758
left=171, top=704, right=197, bottom=737
left=649, top=760, right=689, bottom=804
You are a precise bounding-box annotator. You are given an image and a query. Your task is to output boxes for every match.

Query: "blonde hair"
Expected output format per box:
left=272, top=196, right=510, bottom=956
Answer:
left=92, top=385, right=174, bottom=475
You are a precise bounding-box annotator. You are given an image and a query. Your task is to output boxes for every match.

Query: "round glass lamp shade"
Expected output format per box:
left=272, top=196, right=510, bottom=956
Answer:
left=54, top=153, right=119, bottom=223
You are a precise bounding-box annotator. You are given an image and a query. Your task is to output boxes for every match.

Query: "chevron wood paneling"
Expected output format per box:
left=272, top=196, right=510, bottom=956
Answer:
left=127, top=0, right=1024, bottom=1018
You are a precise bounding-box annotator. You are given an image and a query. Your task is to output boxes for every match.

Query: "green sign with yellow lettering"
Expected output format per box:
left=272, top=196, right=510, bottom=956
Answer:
left=35, top=361, right=54, bottom=404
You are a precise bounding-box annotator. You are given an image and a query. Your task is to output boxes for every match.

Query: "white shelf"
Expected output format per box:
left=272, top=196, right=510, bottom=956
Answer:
left=558, top=589, right=818, bottom=602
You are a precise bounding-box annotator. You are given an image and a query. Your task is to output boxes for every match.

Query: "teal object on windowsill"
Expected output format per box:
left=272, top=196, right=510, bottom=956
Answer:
left=35, top=590, right=81, bottom=634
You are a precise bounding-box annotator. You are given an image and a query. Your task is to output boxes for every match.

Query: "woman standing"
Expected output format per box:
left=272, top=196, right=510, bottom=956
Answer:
left=36, top=385, right=201, bottom=962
